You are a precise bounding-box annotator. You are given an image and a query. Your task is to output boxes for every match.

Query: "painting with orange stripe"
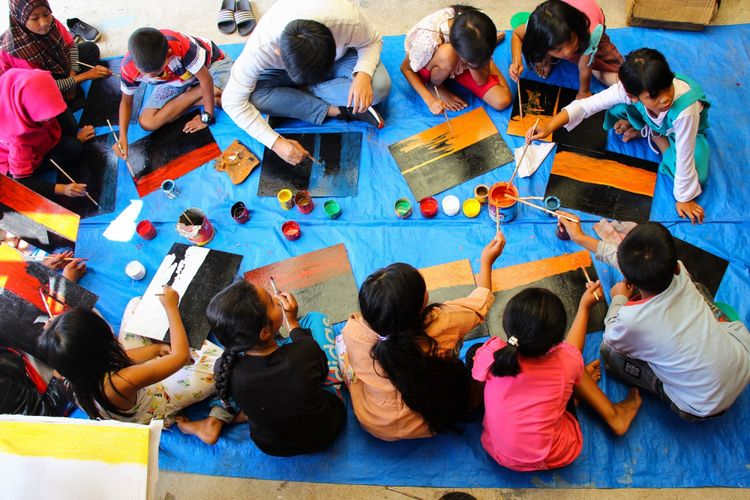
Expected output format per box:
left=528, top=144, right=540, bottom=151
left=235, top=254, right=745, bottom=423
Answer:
left=545, top=145, right=659, bottom=222
left=0, top=174, right=79, bottom=253
left=388, top=108, right=513, bottom=201
left=0, top=243, right=98, bottom=361
left=476, top=251, right=607, bottom=338
left=128, top=110, right=221, bottom=197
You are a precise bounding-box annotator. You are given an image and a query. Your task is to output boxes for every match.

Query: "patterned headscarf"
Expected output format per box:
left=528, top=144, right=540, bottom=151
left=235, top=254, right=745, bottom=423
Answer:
left=0, top=0, right=71, bottom=78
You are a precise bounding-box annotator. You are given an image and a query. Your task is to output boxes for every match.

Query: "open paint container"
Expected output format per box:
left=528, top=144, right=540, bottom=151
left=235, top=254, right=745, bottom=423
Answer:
left=419, top=197, right=439, bottom=218
left=176, top=208, right=215, bottom=246
left=488, top=182, right=519, bottom=223
left=463, top=198, right=481, bottom=218
left=394, top=198, right=413, bottom=218
left=474, top=184, right=489, bottom=204
left=442, top=195, right=460, bottom=216
left=323, top=200, right=342, bottom=219
left=231, top=201, right=250, bottom=224
left=295, top=191, right=315, bottom=214
left=277, top=189, right=294, bottom=210
left=282, top=221, right=301, bottom=240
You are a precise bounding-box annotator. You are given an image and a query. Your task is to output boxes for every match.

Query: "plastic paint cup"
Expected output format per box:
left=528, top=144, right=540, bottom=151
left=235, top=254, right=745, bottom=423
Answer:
left=394, top=198, right=413, bottom=218
left=462, top=198, right=481, bottom=218
left=474, top=184, right=489, bottom=204
left=544, top=196, right=561, bottom=216
left=277, top=189, right=294, bottom=210
left=323, top=200, right=342, bottom=219
left=295, top=191, right=314, bottom=214
left=419, top=197, right=439, bottom=218
left=136, top=220, right=157, bottom=240
left=125, top=260, right=146, bottom=280
left=231, top=201, right=250, bottom=224
left=161, top=179, right=179, bottom=199
left=488, top=183, right=519, bottom=224
left=176, top=208, right=215, bottom=246
left=282, top=221, right=301, bottom=240
left=556, top=222, right=571, bottom=241
left=442, top=195, right=460, bottom=216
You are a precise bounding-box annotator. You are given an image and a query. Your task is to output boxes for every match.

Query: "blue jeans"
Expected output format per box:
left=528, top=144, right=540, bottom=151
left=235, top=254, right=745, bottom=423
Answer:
left=249, top=48, right=391, bottom=125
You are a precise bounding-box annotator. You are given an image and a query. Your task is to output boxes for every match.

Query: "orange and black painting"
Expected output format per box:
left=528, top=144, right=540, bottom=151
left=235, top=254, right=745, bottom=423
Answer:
left=389, top=108, right=513, bottom=201
left=0, top=174, right=79, bottom=252
left=545, top=145, right=659, bottom=222
left=477, top=251, right=608, bottom=338
left=0, top=243, right=98, bottom=361
left=127, top=110, right=221, bottom=197
left=243, top=243, right=359, bottom=325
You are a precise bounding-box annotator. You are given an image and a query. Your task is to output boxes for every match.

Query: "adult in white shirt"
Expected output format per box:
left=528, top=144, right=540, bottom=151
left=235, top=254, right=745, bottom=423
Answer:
left=223, top=0, right=391, bottom=165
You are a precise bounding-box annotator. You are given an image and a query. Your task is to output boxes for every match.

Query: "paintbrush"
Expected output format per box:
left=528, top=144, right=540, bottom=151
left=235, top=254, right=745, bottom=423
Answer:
left=26, top=256, right=89, bottom=262
left=504, top=193, right=578, bottom=222
left=580, top=266, right=601, bottom=301
left=39, top=289, right=54, bottom=317
left=78, top=61, right=120, bottom=78
left=517, top=79, right=523, bottom=119
left=433, top=86, right=455, bottom=136
left=508, top=117, right=540, bottom=186
left=106, top=119, right=135, bottom=171
left=49, top=159, right=100, bottom=207
left=269, top=277, right=291, bottom=332
left=307, top=154, right=325, bottom=166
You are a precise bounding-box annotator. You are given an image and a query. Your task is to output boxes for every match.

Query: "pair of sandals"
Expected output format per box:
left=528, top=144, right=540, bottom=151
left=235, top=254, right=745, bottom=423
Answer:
left=218, top=0, right=256, bottom=36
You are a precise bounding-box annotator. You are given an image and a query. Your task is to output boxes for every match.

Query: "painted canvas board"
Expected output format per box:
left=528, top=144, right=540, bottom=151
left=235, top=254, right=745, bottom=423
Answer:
left=0, top=174, right=79, bottom=252
left=258, top=132, right=362, bottom=197
left=59, top=135, right=119, bottom=218
left=243, top=244, right=359, bottom=327
left=420, top=259, right=489, bottom=340
left=389, top=108, right=513, bottom=201
left=674, top=237, right=729, bottom=296
left=0, top=243, right=98, bottom=361
left=122, top=243, right=242, bottom=348
left=545, top=145, right=659, bottom=222
left=480, top=251, right=608, bottom=338
left=78, top=57, right=144, bottom=128
left=127, top=111, right=221, bottom=197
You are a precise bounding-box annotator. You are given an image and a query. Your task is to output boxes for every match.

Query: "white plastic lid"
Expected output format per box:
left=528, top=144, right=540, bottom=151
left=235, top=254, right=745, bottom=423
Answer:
left=125, top=260, right=146, bottom=280
left=442, top=195, right=460, bottom=216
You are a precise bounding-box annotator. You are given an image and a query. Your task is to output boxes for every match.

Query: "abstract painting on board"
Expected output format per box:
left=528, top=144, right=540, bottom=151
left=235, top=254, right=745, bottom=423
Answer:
left=127, top=111, right=221, bottom=197
left=258, top=131, right=362, bottom=197
left=388, top=107, right=513, bottom=201
left=480, top=251, right=608, bottom=339
left=122, top=243, right=243, bottom=349
left=545, top=145, right=659, bottom=222
left=60, top=135, right=119, bottom=218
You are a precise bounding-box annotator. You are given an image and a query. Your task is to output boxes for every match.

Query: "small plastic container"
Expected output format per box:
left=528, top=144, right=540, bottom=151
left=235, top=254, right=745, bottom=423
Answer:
left=419, top=197, right=439, bottom=218
left=462, top=198, right=481, bottom=218
left=282, top=221, right=301, bottom=240
left=125, top=260, right=147, bottom=280
left=442, top=195, right=460, bottom=216
left=136, top=220, right=157, bottom=240
left=394, top=198, right=413, bottom=218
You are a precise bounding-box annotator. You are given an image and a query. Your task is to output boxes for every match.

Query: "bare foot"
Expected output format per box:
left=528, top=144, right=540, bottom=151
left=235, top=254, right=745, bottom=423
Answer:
left=496, top=32, right=506, bottom=45
left=585, top=360, right=601, bottom=384
left=608, top=388, right=642, bottom=436
left=613, top=119, right=641, bottom=142
left=175, top=415, right=223, bottom=445
left=652, top=134, right=669, bottom=153
left=430, top=85, right=467, bottom=111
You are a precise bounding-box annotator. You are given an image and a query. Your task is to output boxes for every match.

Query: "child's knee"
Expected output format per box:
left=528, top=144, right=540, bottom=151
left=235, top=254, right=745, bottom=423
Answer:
left=138, top=113, right=159, bottom=131
left=371, top=67, right=392, bottom=105
left=484, top=87, right=512, bottom=111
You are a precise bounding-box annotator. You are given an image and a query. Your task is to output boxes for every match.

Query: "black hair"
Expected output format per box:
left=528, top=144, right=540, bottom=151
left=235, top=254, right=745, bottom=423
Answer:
left=128, top=28, right=168, bottom=73
left=38, top=309, right=134, bottom=419
left=280, top=20, right=336, bottom=86
left=617, top=222, right=677, bottom=294
left=207, top=281, right=270, bottom=405
left=360, top=263, right=470, bottom=435
left=491, top=288, right=567, bottom=377
left=619, top=48, right=675, bottom=98
left=449, top=5, right=497, bottom=68
left=521, top=0, right=590, bottom=65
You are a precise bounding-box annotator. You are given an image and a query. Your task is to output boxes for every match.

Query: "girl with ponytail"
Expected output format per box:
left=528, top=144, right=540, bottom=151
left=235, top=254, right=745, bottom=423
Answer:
left=472, top=284, right=642, bottom=471
left=176, top=281, right=345, bottom=455
left=339, top=234, right=505, bottom=440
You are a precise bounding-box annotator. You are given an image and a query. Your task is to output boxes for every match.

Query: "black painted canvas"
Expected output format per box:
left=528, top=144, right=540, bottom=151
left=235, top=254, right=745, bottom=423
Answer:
left=78, top=57, right=144, bottom=127
left=674, top=237, right=729, bottom=296
left=257, top=132, right=362, bottom=197
left=428, top=284, right=490, bottom=340
left=59, top=135, right=119, bottom=218
left=553, top=86, right=608, bottom=153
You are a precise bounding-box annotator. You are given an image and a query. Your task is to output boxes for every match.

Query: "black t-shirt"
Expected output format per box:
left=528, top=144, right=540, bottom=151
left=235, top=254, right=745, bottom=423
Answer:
left=228, top=328, right=345, bottom=456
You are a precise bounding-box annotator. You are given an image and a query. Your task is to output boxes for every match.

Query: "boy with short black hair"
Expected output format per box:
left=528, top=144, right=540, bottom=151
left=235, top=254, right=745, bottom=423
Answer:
left=558, top=215, right=750, bottom=421
left=112, top=28, right=233, bottom=161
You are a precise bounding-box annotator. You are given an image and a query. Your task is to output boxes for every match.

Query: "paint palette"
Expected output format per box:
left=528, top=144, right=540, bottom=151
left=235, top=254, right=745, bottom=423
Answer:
left=243, top=243, right=359, bottom=325
left=481, top=251, right=608, bottom=338
left=0, top=243, right=98, bottom=361
left=121, top=243, right=243, bottom=349
left=419, top=259, right=490, bottom=340
left=389, top=108, right=513, bottom=201
left=674, top=237, right=729, bottom=296
left=59, top=135, right=119, bottom=218
left=257, top=131, right=362, bottom=197
left=544, top=145, right=659, bottom=222
left=127, top=111, right=221, bottom=197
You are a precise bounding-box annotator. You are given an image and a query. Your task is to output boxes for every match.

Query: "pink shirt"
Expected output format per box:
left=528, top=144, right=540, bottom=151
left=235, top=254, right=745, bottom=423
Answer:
left=562, top=0, right=605, bottom=32
left=472, top=337, right=584, bottom=471
left=0, top=19, right=74, bottom=75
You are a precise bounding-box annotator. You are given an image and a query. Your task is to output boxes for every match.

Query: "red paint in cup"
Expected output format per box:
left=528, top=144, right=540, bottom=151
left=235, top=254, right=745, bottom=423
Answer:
left=419, top=197, right=439, bottom=218
left=295, top=191, right=314, bottom=214
left=282, top=221, right=301, bottom=240
left=136, top=220, right=157, bottom=240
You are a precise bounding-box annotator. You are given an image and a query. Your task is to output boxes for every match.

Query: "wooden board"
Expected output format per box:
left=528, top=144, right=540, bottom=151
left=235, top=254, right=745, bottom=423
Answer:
left=674, top=237, right=729, bottom=297
left=0, top=174, right=79, bottom=252
left=544, top=145, right=659, bottom=222
left=59, top=135, right=118, bottom=218
left=243, top=243, right=359, bottom=326
left=121, top=243, right=242, bottom=349
left=258, top=132, right=361, bottom=197
left=127, top=111, right=221, bottom=197
left=420, top=259, right=489, bottom=340
left=478, top=251, right=607, bottom=338
left=0, top=243, right=98, bottom=361
left=389, top=108, right=513, bottom=201
left=77, top=57, right=148, bottom=128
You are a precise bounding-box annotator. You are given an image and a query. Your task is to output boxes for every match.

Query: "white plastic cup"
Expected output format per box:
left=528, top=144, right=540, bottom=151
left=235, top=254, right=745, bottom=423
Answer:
left=125, top=260, right=147, bottom=280
left=442, top=195, right=460, bottom=216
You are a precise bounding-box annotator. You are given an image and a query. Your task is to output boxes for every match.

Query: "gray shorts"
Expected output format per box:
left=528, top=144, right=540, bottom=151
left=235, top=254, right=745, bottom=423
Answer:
left=143, top=55, right=234, bottom=110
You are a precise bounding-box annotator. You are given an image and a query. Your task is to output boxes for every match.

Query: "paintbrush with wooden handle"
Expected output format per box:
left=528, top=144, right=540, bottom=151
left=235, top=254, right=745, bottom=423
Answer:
left=434, top=86, right=455, bottom=136
left=269, top=277, right=291, bottom=333
left=106, top=119, right=136, bottom=172
left=504, top=193, right=578, bottom=222
left=78, top=61, right=120, bottom=78
left=580, top=266, right=601, bottom=301
left=49, top=159, right=99, bottom=207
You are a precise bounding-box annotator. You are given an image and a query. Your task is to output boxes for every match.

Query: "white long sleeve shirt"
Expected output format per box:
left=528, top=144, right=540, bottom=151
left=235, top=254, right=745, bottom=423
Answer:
left=222, top=0, right=383, bottom=148
left=563, top=79, right=704, bottom=202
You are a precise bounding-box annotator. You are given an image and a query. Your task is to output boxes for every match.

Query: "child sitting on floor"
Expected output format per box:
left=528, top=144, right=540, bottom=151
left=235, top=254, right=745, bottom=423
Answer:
left=509, top=0, right=622, bottom=99
left=472, top=286, right=641, bottom=471
left=401, top=5, right=511, bottom=114
left=113, top=27, right=233, bottom=160
left=558, top=216, right=750, bottom=421
left=338, top=234, right=505, bottom=441
left=529, top=48, right=710, bottom=223
left=176, top=281, right=345, bottom=454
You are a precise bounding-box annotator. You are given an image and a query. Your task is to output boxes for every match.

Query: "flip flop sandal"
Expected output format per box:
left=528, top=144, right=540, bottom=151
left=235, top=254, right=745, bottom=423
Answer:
left=235, top=0, right=257, bottom=37
left=66, top=18, right=100, bottom=43
left=217, top=0, right=237, bottom=35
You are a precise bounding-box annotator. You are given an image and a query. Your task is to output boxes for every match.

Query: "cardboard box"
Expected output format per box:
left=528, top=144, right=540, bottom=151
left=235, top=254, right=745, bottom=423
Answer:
left=626, top=0, right=720, bottom=31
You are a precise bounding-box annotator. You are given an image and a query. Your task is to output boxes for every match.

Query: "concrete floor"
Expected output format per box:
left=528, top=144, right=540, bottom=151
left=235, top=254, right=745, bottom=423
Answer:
left=4, top=0, right=750, bottom=498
